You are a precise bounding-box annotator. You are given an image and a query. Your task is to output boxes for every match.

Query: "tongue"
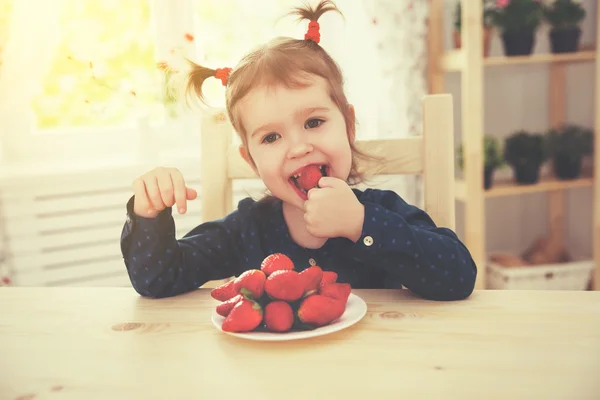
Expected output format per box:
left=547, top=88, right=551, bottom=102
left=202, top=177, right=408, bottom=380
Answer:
left=296, top=165, right=323, bottom=191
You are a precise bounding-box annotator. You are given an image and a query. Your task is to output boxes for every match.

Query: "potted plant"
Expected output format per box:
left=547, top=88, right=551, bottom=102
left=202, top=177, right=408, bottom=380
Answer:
left=546, top=124, right=594, bottom=180
left=504, top=130, right=548, bottom=184
left=453, top=1, right=495, bottom=57
left=542, top=0, right=586, bottom=53
left=487, top=0, right=544, bottom=56
left=457, top=135, right=506, bottom=189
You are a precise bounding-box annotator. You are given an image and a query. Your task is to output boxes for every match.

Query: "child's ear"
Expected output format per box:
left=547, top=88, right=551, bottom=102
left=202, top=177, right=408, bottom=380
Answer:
left=239, top=145, right=259, bottom=175
left=347, top=104, right=356, bottom=144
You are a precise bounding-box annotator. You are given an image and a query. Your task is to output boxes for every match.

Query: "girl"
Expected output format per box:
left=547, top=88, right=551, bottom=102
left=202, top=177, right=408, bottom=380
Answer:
left=120, top=0, right=477, bottom=301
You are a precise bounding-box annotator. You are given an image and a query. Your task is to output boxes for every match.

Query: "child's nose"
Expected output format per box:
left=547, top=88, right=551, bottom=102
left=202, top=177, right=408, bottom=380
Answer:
left=287, top=139, right=313, bottom=159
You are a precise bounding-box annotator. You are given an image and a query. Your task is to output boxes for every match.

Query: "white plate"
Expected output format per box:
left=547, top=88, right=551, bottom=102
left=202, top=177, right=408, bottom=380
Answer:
left=211, top=293, right=368, bottom=341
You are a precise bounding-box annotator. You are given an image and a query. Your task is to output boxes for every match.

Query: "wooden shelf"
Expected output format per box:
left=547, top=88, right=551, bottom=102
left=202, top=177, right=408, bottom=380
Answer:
left=442, top=50, right=596, bottom=72
left=455, top=176, right=594, bottom=201
left=440, top=50, right=464, bottom=71
left=428, top=0, right=599, bottom=290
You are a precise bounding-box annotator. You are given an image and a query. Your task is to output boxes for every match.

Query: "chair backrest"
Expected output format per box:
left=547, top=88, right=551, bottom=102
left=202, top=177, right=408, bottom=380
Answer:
left=200, top=93, right=455, bottom=230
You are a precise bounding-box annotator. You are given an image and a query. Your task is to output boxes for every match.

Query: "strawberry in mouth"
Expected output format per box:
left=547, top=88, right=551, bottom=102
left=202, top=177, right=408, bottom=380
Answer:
left=289, top=164, right=328, bottom=200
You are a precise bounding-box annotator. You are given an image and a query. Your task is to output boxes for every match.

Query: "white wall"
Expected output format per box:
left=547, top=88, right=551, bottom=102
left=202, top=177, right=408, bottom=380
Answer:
left=445, top=0, right=598, bottom=259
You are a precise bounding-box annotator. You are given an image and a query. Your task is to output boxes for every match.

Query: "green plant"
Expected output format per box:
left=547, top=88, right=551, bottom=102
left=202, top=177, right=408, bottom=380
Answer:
left=542, top=0, right=586, bottom=30
left=454, top=1, right=496, bottom=31
left=487, top=0, right=544, bottom=33
left=546, top=124, right=593, bottom=179
left=504, top=130, right=549, bottom=184
left=503, top=130, right=548, bottom=167
left=546, top=124, right=594, bottom=161
left=456, top=135, right=506, bottom=170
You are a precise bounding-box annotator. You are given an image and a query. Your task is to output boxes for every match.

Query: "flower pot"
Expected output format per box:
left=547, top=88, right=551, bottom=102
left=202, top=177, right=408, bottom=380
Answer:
left=553, top=153, right=582, bottom=180
left=501, top=30, right=536, bottom=56
left=513, top=162, right=541, bottom=184
left=484, top=166, right=495, bottom=190
left=453, top=28, right=493, bottom=57
left=483, top=28, right=492, bottom=58
left=549, top=27, right=581, bottom=53
left=453, top=30, right=460, bottom=49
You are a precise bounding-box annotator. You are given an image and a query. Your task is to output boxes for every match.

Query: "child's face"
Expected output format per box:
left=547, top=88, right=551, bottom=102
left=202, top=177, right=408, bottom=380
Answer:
left=238, top=75, right=354, bottom=210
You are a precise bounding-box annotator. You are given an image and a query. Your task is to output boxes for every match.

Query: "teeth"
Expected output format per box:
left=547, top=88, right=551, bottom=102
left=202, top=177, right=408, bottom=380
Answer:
left=290, top=165, right=327, bottom=182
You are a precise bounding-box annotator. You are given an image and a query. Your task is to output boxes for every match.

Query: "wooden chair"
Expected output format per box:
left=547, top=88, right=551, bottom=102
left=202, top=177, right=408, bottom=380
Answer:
left=199, top=94, right=456, bottom=286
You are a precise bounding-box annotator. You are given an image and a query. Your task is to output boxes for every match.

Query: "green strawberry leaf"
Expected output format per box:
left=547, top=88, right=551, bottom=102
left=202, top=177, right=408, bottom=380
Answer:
left=240, top=287, right=254, bottom=299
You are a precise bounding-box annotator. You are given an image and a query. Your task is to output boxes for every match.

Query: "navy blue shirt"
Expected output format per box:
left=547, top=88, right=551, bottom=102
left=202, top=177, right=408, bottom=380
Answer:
left=120, top=188, right=477, bottom=301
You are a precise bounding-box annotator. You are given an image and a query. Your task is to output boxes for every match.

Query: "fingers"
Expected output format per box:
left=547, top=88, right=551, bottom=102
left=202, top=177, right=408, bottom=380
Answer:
left=145, top=175, right=167, bottom=212
left=306, top=186, right=326, bottom=200
left=186, top=187, right=198, bottom=200
left=316, top=176, right=342, bottom=188
left=170, top=169, right=188, bottom=213
left=158, top=171, right=175, bottom=207
left=131, top=167, right=195, bottom=217
left=132, top=178, right=152, bottom=217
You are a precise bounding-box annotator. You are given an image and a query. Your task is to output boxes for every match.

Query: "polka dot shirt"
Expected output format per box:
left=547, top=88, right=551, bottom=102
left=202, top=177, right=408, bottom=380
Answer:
left=120, top=188, right=477, bottom=301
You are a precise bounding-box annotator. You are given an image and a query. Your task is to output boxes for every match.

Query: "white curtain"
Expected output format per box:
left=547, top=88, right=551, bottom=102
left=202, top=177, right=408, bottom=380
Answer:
left=362, top=0, right=430, bottom=207
left=0, top=0, right=63, bottom=162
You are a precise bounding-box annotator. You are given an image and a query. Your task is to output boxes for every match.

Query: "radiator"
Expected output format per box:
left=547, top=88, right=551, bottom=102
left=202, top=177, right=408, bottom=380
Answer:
left=0, top=164, right=200, bottom=287
left=0, top=163, right=265, bottom=288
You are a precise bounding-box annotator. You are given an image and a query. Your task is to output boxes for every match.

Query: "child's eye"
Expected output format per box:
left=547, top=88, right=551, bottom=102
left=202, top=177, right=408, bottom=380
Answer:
left=262, top=133, right=280, bottom=144
left=304, top=118, right=324, bottom=129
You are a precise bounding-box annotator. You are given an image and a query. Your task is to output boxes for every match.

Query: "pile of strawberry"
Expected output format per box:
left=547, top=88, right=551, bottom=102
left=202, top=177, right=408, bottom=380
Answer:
left=211, top=253, right=351, bottom=333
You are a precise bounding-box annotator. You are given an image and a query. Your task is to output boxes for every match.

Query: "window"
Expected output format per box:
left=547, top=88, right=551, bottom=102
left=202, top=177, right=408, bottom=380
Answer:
left=0, top=0, right=200, bottom=164
left=0, top=0, right=381, bottom=164
left=31, top=0, right=164, bottom=131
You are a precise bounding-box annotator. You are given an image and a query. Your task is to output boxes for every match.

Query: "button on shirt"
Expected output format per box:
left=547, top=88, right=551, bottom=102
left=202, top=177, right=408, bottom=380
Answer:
left=120, top=188, right=477, bottom=301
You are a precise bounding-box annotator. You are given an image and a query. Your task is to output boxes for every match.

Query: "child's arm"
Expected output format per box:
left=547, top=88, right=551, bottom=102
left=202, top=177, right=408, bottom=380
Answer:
left=350, top=189, right=477, bottom=301
left=120, top=195, right=247, bottom=298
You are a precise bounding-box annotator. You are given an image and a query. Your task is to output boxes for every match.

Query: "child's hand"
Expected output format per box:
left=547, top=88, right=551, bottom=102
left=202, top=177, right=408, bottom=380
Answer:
left=132, top=167, right=197, bottom=218
left=304, top=176, right=364, bottom=241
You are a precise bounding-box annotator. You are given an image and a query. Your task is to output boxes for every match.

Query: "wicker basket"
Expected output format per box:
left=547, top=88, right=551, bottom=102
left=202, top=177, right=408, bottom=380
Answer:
left=486, top=255, right=595, bottom=290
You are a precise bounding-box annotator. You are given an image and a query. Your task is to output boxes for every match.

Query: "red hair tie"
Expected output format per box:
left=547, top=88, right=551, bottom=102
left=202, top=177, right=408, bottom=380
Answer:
left=305, top=21, right=320, bottom=43
left=214, top=67, right=231, bottom=86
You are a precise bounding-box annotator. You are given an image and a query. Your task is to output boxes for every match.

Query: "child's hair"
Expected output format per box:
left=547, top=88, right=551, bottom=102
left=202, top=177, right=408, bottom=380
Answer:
left=184, top=0, right=381, bottom=186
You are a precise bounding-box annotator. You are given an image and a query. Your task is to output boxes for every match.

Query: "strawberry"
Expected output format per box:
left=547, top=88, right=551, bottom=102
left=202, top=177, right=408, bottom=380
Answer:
left=296, top=164, right=323, bottom=191
left=320, top=282, right=351, bottom=304
left=210, top=279, right=238, bottom=301
left=222, top=298, right=263, bottom=332
left=319, top=271, right=338, bottom=289
left=260, top=253, right=295, bottom=276
left=234, top=269, right=266, bottom=299
left=297, top=294, right=346, bottom=327
left=264, top=270, right=305, bottom=302
left=299, top=265, right=323, bottom=295
left=264, top=301, right=294, bottom=332
left=215, top=294, right=243, bottom=317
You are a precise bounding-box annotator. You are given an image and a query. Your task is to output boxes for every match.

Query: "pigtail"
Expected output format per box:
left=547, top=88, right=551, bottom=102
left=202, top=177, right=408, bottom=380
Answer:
left=288, top=0, right=342, bottom=22
left=183, top=59, right=231, bottom=106
left=286, top=0, right=344, bottom=44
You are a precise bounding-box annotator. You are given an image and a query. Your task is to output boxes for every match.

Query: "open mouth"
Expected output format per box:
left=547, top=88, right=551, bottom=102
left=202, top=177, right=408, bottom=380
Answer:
left=289, top=164, right=328, bottom=200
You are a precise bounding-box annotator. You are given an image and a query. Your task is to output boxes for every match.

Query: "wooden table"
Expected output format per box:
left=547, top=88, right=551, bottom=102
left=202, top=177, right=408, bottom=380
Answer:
left=1, top=288, right=599, bottom=399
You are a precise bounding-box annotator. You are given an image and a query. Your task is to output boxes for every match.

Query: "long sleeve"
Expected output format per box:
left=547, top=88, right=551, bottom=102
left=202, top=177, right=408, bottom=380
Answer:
left=120, top=196, right=248, bottom=298
left=349, top=189, right=477, bottom=301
